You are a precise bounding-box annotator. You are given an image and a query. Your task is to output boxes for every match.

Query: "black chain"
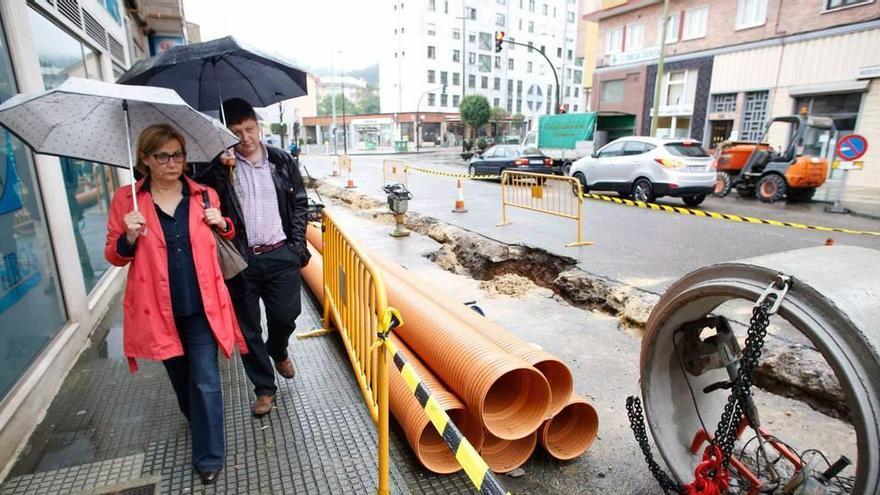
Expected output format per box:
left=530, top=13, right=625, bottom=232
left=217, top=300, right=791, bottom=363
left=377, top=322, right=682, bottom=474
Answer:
left=626, top=396, right=685, bottom=494
left=711, top=301, right=772, bottom=466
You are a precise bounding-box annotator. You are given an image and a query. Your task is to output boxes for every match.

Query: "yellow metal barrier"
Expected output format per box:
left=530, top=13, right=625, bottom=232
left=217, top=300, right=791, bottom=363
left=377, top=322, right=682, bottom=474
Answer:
left=309, top=209, right=401, bottom=494
left=382, top=159, right=408, bottom=185
left=498, top=170, right=593, bottom=247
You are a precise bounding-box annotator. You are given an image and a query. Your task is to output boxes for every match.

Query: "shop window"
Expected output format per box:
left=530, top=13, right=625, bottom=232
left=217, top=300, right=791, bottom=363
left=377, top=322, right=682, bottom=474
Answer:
left=736, top=0, right=768, bottom=29
left=712, top=93, right=737, bottom=113
left=0, top=18, right=67, bottom=400
left=740, top=90, right=769, bottom=141
left=661, top=70, right=698, bottom=108
left=29, top=8, right=116, bottom=293
left=601, top=79, right=624, bottom=104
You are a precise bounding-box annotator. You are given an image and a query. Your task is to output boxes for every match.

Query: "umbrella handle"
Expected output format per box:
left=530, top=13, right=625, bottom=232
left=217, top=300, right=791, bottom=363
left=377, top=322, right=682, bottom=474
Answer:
left=123, top=100, right=138, bottom=212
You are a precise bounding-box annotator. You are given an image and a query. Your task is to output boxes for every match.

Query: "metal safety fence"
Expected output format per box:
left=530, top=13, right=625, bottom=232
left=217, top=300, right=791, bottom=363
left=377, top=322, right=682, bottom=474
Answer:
left=498, top=170, right=593, bottom=247
left=305, top=209, right=401, bottom=494
left=382, top=159, right=408, bottom=185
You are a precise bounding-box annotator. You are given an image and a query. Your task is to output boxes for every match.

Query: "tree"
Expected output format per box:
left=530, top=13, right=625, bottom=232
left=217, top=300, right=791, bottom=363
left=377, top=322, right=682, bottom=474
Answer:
left=489, top=106, right=508, bottom=138
left=459, top=95, right=490, bottom=141
left=317, top=93, right=360, bottom=117
left=360, top=85, right=380, bottom=114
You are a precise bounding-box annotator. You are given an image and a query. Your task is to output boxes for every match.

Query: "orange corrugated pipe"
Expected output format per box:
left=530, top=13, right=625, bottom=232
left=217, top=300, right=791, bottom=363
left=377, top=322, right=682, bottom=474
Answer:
left=481, top=430, right=537, bottom=473
left=306, top=222, right=323, bottom=253
left=372, top=255, right=573, bottom=416
left=388, top=335, right=484, bottom=474
left=538, top=394, right=599, bottom=461
left=381, top=268, right=551, bottom=440
left=301, top=243, right=323, bottom=300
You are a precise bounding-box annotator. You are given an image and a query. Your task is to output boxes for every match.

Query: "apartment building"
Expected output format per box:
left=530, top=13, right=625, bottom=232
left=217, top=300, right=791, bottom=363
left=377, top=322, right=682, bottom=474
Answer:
left=0, top=0, right=189, bottom=477
left=380, top=0, right=586, bottom=139
left=585, top=0, right=880, bottom=198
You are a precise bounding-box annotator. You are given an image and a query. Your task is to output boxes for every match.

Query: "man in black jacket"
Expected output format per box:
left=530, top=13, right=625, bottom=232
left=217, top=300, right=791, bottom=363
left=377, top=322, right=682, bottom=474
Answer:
left=197, top=98, right=310, bottom=417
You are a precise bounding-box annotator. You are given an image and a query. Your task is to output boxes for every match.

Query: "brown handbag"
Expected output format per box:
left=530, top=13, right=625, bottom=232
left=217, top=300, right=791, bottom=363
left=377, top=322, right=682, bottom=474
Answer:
left=201, top=190, right=247, bottom=279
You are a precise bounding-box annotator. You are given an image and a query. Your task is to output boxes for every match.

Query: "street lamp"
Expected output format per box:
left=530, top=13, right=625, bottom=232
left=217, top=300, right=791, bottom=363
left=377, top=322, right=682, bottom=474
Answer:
left=415, top=85, right=447, bottom=152
left=456, top=11, right=467, bottom=151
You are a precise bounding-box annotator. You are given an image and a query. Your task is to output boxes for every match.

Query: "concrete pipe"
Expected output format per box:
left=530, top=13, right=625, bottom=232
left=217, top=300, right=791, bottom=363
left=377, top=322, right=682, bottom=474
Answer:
left=372, top=255, right=574, bottom=416
left=388, top=335, right=484, bottom=474
left=538, top=394, right=599, bottom=461
left=481, top=430, right=538, bottom=473
left=641, top=245, right=880, bottom=494
left=382, top=268, right=552, bottom=441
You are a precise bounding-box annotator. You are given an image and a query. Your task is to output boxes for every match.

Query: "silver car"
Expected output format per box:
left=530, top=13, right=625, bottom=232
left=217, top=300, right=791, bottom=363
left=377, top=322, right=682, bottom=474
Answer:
left=568, top=137, right=717, bottom=206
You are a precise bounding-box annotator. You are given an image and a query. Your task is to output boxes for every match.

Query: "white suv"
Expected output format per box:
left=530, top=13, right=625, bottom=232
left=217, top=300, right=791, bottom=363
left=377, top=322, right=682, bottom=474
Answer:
left=568, top=137, right=717, bottom=206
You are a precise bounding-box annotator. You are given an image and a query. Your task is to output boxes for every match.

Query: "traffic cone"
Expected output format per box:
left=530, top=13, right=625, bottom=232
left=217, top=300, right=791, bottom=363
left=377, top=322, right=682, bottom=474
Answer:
left=331, top=156, right=340, bottom=177
left=345, top=160, right=357, bottom=189
left=825, top=238, right=835, bottom=246
left=452, top=179, right=467, bottom=213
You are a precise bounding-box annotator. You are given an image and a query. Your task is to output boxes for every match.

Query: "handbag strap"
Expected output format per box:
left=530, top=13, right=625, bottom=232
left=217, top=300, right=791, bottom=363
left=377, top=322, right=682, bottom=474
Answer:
left=200, top=190, right=210, bottom=209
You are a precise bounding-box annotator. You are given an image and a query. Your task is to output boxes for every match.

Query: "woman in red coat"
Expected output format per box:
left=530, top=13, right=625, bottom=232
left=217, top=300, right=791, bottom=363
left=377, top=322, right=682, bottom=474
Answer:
left=104, top=124, right=246, bottom=484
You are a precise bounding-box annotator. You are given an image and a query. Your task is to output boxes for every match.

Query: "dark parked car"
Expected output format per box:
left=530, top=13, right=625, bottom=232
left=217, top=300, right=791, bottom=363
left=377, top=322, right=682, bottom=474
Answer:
left=468, top=145, right=554, bottom=177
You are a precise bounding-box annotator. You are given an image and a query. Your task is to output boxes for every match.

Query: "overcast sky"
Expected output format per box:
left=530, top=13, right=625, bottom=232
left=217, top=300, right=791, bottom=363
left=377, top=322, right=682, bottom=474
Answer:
left=182, top=0, right=385, bottom=73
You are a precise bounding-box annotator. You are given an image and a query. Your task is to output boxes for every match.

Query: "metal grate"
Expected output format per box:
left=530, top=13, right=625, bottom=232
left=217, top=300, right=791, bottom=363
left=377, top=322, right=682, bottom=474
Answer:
left=740, top=90, right=769, bottom=141
left=83, top=10, right=108, bottom=49
left=56, top=0, right=82, bottom=28
left=712, top=93, right=737, bottom=113
left=108, top=34, right=125, bottom=64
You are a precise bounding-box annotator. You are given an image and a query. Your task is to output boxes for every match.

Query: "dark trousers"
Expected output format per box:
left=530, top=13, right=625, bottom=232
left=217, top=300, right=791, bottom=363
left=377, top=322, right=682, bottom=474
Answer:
left=233, top=244, right=302, bottom=397
left=163, top=312, right=224, bottom=472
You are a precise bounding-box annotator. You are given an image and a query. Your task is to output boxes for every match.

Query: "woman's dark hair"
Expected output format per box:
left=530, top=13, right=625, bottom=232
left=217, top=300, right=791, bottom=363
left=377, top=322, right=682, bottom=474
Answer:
left=222, top=98, right=258, bottom=127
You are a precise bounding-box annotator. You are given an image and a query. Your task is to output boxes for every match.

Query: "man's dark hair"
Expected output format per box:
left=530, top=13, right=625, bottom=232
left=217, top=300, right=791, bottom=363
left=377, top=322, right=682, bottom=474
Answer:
left=222, top=98, right=258, bottom=126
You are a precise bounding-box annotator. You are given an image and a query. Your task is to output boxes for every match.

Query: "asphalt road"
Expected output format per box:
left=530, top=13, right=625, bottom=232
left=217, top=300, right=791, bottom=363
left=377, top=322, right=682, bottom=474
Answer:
left=301, top=151, right=880, bottom=294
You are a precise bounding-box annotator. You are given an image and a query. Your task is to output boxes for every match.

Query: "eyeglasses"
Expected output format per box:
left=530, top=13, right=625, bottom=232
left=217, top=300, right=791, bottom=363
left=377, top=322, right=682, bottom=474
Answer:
left=151, top=151, right=187, bottom=165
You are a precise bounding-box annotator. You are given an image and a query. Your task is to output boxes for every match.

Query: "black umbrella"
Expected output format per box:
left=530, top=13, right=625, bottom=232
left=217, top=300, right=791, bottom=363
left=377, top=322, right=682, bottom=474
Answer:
left=117, top=36, right=308, bottom=112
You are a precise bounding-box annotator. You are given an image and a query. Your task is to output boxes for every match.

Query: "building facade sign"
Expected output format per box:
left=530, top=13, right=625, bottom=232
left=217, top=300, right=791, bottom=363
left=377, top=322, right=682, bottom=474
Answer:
left=608, top=46, right=660, bottom=67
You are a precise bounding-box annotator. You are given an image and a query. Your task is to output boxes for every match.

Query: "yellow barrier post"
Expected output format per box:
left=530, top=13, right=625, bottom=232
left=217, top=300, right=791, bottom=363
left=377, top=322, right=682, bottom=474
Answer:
left=497, top=170, right=593, bottom=247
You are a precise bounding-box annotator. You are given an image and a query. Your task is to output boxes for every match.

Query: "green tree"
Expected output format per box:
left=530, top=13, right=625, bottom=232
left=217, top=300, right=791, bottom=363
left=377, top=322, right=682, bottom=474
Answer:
left=360, top=85, right=380, bottom=114
left=489, top=106, right=508, bottom=138
left=459, top=95, right=491, bottom=141
left=317, top=93, right=360, bottom=117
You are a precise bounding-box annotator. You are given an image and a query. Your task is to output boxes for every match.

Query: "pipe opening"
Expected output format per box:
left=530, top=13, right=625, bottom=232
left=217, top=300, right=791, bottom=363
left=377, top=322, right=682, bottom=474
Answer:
left=483, top=368, right=551, bottom=440
left=416, top=407, right=484, bottom=474
left=481, top=430, right=537, bottom=473
left=535, top=359, right=574, bottom=416
left=541, top=399, right=599, bottom=460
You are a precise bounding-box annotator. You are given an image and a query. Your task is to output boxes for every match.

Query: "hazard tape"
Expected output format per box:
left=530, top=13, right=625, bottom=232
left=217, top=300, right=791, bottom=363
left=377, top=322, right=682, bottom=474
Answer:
left=384, top=337, right=511, bottom=495
left=581, top=193, right=880, bottom=237
left=407, top=165, right=499, bottom=181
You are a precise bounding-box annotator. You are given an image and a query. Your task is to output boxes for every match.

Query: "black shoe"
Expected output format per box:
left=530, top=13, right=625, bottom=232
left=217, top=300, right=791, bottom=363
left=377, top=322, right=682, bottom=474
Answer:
left=197, top=468, right=221, bottom=485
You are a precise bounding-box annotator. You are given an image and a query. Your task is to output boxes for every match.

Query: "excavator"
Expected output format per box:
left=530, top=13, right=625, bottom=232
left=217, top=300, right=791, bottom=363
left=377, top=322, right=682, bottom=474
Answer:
left=713, top=114, right=835, bottom=203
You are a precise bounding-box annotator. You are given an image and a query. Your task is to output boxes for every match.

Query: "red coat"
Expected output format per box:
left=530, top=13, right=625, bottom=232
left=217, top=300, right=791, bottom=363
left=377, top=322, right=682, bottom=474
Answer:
left=105, top=177, right=247, bottom=372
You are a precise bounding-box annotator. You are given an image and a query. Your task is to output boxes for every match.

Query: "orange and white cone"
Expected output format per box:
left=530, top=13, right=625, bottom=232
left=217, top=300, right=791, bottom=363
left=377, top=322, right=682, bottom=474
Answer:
left=452, top=179, right=468, bottom=213
left=331, top=157, right=340, bottom=176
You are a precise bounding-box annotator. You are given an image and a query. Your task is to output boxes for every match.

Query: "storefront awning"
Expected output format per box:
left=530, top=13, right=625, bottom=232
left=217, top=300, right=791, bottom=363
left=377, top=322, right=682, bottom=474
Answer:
left=789, top=80, right=869, bottom=97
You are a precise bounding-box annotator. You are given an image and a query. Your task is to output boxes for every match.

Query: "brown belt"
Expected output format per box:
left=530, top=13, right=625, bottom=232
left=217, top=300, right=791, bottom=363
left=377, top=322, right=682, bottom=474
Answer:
left=248, top=240, right=287, bottom=255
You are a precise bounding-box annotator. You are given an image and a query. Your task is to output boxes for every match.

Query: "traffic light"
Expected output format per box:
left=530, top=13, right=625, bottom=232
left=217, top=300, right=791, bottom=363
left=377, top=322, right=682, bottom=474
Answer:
left=495, top=31, right=505, bottom=53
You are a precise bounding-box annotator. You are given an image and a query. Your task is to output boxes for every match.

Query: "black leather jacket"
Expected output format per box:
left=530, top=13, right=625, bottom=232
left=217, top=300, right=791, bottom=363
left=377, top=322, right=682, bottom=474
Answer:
left=196, top=146, right=311, bottom=268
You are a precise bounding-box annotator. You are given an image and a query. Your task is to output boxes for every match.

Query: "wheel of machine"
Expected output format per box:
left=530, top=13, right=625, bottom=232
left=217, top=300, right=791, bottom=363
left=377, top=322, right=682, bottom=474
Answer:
left=757, top=174, right=786, bottom=203
left=736, top=184, right=756, bottom=198
left=787, top=187, right=816, bottom=203
left=572, top=172, right=588, bottom=196
left=713, top=172, right=734, bottom=197
left=640, top=246, right=880, bottom=494
left=632, top=178, right=655, bottom=203
left=682, top=194, right=706, bottom=207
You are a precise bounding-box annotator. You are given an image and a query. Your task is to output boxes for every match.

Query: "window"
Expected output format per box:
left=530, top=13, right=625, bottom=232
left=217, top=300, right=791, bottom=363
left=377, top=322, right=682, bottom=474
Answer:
left=479, top=54, right=491, bottom=72
left=605, top=27, right=623, bottom=54
left=508, top=58, right=515, bottom=70
left=529, top=0, right=535, bottom=12
left=625, top=23, right=644, bottom=51
left=623, top=141, right=652, bottom=156
left=469, top=32, right=477, bottom=43
left=712, top=93, right=737, bottom=113
left=497, top=0, right=506, bottom=4
left=601, top=79, right=624, bottom=103
left=428, top=45, right=436, bottom=58
left=481, top=76, right=488, bottom=88
left=517, top=99, right=522, bottom=113
left=494, top=77, right=501, bottom=90
left=575, top=56, right=584, bottom=66
left=469, top=52, right=476, bottom=64
left=427, top=23, right=437, bottom=36
left=0, top=15, right=67, bottom=400
left=508, top=36, right=515, bottom=49
left=453, top=95, right=461, bottom=106
left=826, top=0, right=871, bottom=8
left=467, top=6, right=477, bottom=19
left=736, top=0, right=767, bottom=29
left=507, top=99, right=513, bottom=112
left=528, top=21, right=535, bottom=32
left=494, top=97, right=500, bottom=107
left=665, top=143, right=710, bottom=157
left=428, top=0, right=435, bottom=10
left=565, top=86, right=571, bottom=97
left=664, top=71, right=686, bottom=106
left=453, top=72, right=460, bottom=85
left=494, top=55, right=502, bottom=69
left=598, top=141, right=625, bottom=157
left=574, top=70, right=583, bottom=84
left=574, top=87, right=580, bottom=97
left=567, top=11, right=575, bottom=22
left=28, top=8, right=115, bottom=294
left=497, top=13, right=506, bottom=26
left=542, top=3, right=548, bottom=14
left=567, top=49, right=573, bottom=60
left=427, top=70, right=436, bottom=83
left=468, top=74, right=476, bottom=88
left=566, top=68, right=572, bottom=79
left=683, top=6, right=708, bottom=40
left=658, top=13, right=680, bottom=43
left=428, top=93, right=436, bottom=106
left=479, top=32, right=493, bottom=51
left=517, top=80, right=523, bottom=95
left=445, top=0, right=449, bottom=13
left=441, top=71, right=448, bottom=84
left=740, top=91, right=769, bottom=141
left=441, top=93, right=448, bottom=106
left=507, top=80, right=514, bottom=95
left=557, top=47, right=563, bottom=57
left=527, top=41, right=534, bottom=52
left=527, top=61, right=533, bottom=73
left=453, top=49, right=460, bottom=62
left=519, top=19, right=523, bottom=30
left=453, top=28, right=461, bottom=39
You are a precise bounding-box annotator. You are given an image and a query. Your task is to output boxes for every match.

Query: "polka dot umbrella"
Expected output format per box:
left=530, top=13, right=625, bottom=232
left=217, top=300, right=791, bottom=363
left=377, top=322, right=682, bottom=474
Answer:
left=0, top=77, right=239, bottom=210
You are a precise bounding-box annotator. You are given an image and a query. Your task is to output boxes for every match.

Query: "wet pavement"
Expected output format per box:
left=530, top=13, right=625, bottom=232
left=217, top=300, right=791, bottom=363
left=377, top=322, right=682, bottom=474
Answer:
left=0, top=289, right=477, bottom=494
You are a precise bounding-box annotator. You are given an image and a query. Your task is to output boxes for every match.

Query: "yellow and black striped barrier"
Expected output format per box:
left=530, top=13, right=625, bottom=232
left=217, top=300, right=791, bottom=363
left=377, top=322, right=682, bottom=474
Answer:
left=581, top=192, right=880, bottom=237
left=384, top=336, right=511, bottom=495
left=407, top=165, right=499, bottom=181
